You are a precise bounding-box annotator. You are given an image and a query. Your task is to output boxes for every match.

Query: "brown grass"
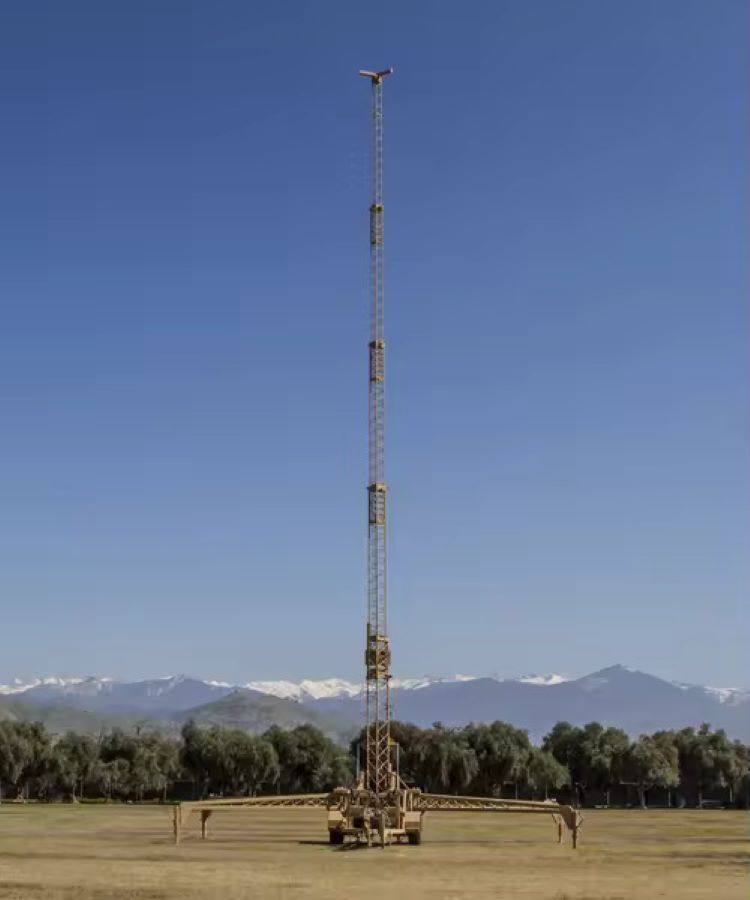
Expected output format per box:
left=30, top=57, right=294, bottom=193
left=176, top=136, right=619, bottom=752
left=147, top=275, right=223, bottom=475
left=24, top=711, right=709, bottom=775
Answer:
left=0, top=804, right=747, bottom=899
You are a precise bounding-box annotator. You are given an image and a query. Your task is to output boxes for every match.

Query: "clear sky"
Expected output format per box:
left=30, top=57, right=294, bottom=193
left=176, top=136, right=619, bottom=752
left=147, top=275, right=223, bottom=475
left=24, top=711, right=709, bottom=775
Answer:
left=1, top=0, right=747, bottom=688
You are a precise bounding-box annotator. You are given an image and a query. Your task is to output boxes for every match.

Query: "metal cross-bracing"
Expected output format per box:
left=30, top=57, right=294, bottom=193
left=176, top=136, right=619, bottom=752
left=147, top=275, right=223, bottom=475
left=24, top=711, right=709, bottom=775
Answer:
left=415, top=793, right=583, bottom=845
left=172, top=795, right=330, bottom=844
left=361, top=67, right=393, bottom=797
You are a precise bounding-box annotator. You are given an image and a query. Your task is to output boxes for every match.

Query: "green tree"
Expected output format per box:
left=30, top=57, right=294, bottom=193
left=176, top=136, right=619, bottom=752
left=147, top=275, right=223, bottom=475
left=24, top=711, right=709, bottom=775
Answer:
left=722, top=740, right=749, bottom=806
left=265, top=725, right=350, bottom=794
left=417, top=726, right=478, bottom=794
left=93, top=757, right=131, bottom=800
left=153, top=735, right=182, bottom=801
left=580, top=723, right=630, bottom=805
left=543, top=722, right=628, bottom=805
left=674, top=725, right=735, bottom=807
left=214, top=729, right=278, bottom=796
left=526, top=748, right=569, bottom=800
left=624, top=735, right=679, bottom=808
left=737, top=744, right=750, bottom=809
left=53, top=732, right=99, bottom=800
left=465, top=722, right=530, bottom=797
left=180, top=720, right=214, bottom=798
left=542, top=722, right=586, bottom=803
left=93, top=729, right=182, bottom=801
left=0, top=722, right=32, bottom=799
left=0, top=722, right=53, bottom=800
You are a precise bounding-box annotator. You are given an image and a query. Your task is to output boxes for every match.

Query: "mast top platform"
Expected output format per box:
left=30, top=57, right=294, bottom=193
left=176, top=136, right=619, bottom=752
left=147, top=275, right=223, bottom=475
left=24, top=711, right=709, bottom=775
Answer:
left=359, top=68, right=394, bottom=83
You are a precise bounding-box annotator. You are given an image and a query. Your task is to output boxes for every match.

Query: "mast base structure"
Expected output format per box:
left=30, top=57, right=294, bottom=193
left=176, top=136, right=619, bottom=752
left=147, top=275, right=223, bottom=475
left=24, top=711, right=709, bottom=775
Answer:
left=325, top=785, right=582, bottom=848
left=169, top=67, right=584, bottom=850
left=172, top=787, right=583, bottom=849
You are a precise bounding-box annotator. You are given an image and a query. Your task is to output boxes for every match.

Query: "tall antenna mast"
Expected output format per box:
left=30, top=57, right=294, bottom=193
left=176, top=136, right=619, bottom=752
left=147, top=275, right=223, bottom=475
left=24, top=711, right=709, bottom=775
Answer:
left=170, top=67, right=583, bottom=849
left=359, top=66, right=393, bottom=796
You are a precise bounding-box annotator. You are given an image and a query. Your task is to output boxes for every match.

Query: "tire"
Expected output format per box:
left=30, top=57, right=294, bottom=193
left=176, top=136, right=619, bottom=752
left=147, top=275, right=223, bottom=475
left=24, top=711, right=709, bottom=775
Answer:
left=407, top=830, right=422, bottom=846
left=329, top=830, right=344, bottom=845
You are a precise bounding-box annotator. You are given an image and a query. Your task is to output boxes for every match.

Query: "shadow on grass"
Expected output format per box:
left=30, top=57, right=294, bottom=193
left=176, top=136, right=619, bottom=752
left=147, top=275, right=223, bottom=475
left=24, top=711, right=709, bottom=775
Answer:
left=297, top=839, right=370, bottom=851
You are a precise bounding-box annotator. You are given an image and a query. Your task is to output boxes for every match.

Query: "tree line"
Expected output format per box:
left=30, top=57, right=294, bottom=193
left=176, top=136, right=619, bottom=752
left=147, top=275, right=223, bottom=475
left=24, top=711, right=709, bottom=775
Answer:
left=367, top=721, right=749, bottom=809
left=0, top=721, right=351, bottom=803
left=0, top=718, right=747, bottom=809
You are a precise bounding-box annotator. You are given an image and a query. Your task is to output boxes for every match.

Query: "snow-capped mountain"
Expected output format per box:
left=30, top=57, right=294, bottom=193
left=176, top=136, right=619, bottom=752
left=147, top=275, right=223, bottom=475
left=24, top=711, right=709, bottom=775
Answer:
left=244, top=679, right=362, bottom=702
left=260, top=667, right=749, bottom=741
left=242, top=674, right=482, bottom=701
left=0, top=676, right=117, bottom=695
left=667, top=680, right=750, bottom=706
left=241, top=674, right=572, bottom=700
left=1, top=675, right=233, bottom=716
left=2, top=667, right=748, bottom=741
left=701, top=686, right=750, bottom=706
left=0, top=674, right=486, bottom=705
left=516, top=674, right=570, bottom=686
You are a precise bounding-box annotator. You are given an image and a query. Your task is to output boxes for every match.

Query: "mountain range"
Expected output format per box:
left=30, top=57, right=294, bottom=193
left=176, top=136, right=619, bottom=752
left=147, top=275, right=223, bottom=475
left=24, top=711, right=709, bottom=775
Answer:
left=1, top=665, right=748, bottom=742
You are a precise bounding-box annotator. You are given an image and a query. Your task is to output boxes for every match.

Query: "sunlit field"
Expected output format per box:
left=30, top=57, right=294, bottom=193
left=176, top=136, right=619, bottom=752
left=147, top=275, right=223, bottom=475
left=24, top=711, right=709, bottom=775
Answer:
left=0, top=804, right=746, bottom=899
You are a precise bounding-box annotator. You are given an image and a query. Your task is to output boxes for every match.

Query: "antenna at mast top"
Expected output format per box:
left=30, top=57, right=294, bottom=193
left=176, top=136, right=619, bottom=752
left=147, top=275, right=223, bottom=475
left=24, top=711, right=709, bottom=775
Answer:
left=359, top=67, right=394, bottom=83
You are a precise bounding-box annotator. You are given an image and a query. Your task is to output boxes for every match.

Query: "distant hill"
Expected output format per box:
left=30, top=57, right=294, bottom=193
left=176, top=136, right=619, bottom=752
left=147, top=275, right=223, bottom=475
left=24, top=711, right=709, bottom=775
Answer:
left=173, top=689, right=356, bottom=743
left=0, top=688, right=353, bottom=745
left=0, top=695, right=156, bottom=736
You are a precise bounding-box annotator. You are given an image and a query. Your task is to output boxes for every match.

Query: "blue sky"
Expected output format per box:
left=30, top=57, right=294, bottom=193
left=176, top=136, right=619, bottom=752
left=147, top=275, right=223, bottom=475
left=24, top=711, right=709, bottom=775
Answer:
left=1, top=0, right=747, bottom=687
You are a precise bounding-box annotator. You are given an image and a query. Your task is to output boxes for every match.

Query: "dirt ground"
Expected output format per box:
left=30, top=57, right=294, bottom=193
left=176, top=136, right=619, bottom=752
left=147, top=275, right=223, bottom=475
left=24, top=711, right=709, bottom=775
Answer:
left=0, top=804, right=746, bottom=899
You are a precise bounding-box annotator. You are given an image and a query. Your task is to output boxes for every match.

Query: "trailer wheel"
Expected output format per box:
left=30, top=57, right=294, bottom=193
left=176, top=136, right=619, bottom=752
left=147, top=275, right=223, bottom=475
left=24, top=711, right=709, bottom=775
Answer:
left=329, top=830, right=344, bottom=845
left=407, top=830, right=422, bottom=846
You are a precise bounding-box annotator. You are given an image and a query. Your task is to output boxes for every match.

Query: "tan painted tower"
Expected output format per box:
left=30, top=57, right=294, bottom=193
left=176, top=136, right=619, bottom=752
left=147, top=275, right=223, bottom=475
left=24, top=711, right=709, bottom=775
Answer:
left=170, top=70, right=583, bottom=849
left=360, top=66, right=394, bottom=797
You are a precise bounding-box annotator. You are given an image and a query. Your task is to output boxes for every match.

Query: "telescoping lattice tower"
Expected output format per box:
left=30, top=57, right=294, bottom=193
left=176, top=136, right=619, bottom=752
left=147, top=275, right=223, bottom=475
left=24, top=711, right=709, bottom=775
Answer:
left=361, top=66, right=393, bottom=798
left=170, top=68, right=584, bottom=849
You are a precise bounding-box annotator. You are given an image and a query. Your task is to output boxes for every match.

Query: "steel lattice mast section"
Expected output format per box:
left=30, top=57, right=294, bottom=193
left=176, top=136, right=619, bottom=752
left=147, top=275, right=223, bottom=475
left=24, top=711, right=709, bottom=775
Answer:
left=359, top=67, right=393, bottom=796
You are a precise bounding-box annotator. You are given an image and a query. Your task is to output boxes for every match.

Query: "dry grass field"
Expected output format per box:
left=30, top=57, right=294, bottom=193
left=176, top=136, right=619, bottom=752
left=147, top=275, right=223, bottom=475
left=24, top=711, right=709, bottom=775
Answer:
left=0, top=804, right=746, bottom=900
